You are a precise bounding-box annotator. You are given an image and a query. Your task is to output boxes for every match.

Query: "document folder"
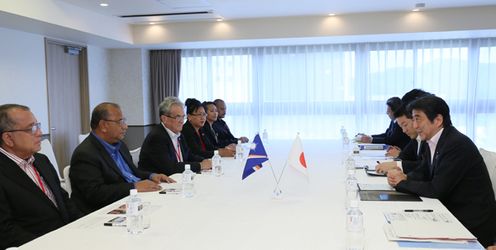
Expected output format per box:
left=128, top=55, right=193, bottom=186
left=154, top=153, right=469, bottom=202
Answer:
left=359, top=190, right=422, bottom=202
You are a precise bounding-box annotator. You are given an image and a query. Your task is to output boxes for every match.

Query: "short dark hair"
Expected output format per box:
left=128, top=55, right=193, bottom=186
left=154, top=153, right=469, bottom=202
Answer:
left=407, top=95, right=452, bottom=127
left=202, top=101, right=215, bottom=111
left=393, top=106, right=412, bottom=119
left=185, top=98, right=203, bottom=115
left=213, top=99, right=224, bottom=106
left=401, top=89, right=431, bottom=106
left=0, top=104, right=30, bottom=145
left=386, top=97, right=402, bottom=112
left=90, top=102, right=120, bottom=130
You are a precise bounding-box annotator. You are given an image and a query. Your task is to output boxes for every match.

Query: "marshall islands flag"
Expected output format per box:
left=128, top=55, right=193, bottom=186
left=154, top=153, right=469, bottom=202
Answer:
left=242, top=134, right=269, bottom=180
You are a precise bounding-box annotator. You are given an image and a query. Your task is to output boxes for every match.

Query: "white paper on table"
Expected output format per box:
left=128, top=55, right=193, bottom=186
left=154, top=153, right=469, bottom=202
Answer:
left=383, top=212, right=476, bottom=241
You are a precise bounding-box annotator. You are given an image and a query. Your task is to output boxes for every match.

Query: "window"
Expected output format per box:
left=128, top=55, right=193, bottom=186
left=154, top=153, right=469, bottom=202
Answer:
left=179, top=38, right=496, bottom=150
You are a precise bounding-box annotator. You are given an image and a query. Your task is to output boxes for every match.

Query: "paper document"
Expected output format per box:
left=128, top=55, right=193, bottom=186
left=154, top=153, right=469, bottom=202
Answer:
left=354, top=159, right=393, bottom=169
left=383, top=212, right=476, bottom=241
left=358, top=144, right=388, bottom=150
left=160, top=183, right=182, bottom=194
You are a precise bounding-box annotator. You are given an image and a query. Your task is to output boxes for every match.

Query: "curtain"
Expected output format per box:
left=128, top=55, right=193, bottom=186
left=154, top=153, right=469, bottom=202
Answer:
left=79, top=47, right=90, bottom=133
left=150, top=49, right=181, bottom=124
left=179, top=38, right=496, bottom=150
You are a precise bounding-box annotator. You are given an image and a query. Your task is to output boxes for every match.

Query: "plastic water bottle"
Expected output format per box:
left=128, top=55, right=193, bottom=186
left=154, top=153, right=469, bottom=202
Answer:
left=126, top=189, right=143, bottom=234
left=235, top=140, right=243, bottom=160
left=182, top=164, right=194, bottom=198
left=345, top=169, right=359, bottom=209
left=346, top=200, right=365, bottom=250
left=353, top=144, right=360, bottom=155
left=212, top=150, right=223, bottom=177
left=341, top=126, right=350, bottom=149
left=345, top=155, right=356, bottom=173
left=262, top=129, right=269, bottom=142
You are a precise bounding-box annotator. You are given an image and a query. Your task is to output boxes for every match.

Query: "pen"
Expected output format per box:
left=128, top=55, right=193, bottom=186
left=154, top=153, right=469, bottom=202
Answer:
left=404, top=209, right=433, bottom=212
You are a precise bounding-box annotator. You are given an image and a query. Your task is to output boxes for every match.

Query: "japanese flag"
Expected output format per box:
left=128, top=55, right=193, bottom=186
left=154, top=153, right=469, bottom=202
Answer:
left=287, top=134, right=308, bottom=178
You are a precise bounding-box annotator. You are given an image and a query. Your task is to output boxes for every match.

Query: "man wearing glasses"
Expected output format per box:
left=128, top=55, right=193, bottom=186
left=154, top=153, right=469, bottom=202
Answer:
left=139, top=97, right=211, bottom=176
left=70, top=102, right=175, bottom=214
left=0, top=104, right=82, bottom=249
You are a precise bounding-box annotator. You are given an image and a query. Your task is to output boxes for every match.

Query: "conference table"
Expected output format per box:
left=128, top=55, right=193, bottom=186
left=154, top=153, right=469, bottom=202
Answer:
left=18, top=140, right=483, bottom=250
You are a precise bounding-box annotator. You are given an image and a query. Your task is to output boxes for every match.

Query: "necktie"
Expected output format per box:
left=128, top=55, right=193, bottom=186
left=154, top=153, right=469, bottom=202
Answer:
left=175, top=140, right=182, bottom=162
left=425, top=144, right=434, bottom=177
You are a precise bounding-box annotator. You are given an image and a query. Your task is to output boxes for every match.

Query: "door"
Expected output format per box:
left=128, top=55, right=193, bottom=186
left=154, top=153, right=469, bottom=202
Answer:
left=45, top=40, right=88, bottom=174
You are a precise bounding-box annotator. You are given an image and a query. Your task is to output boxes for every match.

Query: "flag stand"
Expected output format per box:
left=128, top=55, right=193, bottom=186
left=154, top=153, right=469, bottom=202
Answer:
left=272, top=186, right=283, bottom=199
left=267, top=161, right=284, bottom=199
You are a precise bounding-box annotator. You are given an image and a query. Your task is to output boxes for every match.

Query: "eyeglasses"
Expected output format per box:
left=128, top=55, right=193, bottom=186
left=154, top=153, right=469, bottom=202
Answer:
left=166, top=115, right=186, bottom=121
left=3, top=122, right=42, bottom=135
left=190, top=112, right=207, bottom=117
left=103, top=118, right=127, bottom=126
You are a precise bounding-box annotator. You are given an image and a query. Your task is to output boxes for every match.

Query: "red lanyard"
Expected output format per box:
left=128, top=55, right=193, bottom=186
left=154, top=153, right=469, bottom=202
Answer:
left=32, top=164, right=47, bottom=194
left=175, top=141, right=182, bottom=162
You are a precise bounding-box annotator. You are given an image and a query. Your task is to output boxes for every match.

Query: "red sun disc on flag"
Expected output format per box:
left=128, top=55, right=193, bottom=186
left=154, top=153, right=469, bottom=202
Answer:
left=299, top=153, right=307, bottom=168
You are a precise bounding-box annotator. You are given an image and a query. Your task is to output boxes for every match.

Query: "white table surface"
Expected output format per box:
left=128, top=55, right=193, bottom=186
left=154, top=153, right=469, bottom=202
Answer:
left=18, top=140, right=482, bottom=250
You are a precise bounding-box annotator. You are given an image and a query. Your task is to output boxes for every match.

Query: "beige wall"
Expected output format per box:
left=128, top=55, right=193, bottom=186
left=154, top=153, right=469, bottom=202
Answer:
left=108, top=49, right=152, bottom=126
left=0, top=27, right=49, bottom=132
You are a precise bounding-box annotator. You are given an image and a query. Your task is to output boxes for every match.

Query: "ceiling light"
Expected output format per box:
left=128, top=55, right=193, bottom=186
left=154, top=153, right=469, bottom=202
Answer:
left=412, top=3, right=425, bottom=12
left=100, top=3, right=109, bottom=7
left=149, top=22, right=156, bottom=25
left=328, top=13, right=336, bottom=16
left=216, top=18, right=223, bottom=22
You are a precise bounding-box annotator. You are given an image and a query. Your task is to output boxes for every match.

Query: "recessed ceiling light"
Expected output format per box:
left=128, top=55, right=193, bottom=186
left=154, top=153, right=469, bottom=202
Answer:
left=100, top=3, right=109, bottom=7
left=216, top=18, right=223, bottom=22
left=412, top=3, right=425, bottom=12
left=328, top=13, right=336, bottom=16
left=149, top=22, right=156, bottom=25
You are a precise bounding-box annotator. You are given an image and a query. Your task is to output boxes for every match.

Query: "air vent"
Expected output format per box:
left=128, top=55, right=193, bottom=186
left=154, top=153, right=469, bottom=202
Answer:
left=120, top=10, right=213, bottom=18
left=156, top=0, right=211, bottom=9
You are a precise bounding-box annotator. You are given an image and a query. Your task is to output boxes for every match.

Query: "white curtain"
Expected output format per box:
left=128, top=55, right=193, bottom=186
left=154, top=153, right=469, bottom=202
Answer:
left=179, top=38, right=496, bottom=150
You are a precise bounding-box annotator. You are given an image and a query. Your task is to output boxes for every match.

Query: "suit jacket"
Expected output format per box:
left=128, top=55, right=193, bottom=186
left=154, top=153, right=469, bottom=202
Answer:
left=395, top=126, right=496, bottom=246
left=70, top=133, right=152, bottom=214
left=182, top=121, right=216, bottom=158
left=0, top=152, right=81, bottom=249
left=139, top=124, right=203, bottom=176
left=203, top=122, right=220, bottom=148
left=398, top=139, right=427, bottom=174
left=212, top=119, right=238, bottom=147
left=372, top=120, right=410, bottom=149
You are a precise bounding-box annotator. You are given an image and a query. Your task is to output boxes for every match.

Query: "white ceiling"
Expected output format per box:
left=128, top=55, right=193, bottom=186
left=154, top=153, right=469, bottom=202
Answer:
left=60, top=0, right=496, bottom=24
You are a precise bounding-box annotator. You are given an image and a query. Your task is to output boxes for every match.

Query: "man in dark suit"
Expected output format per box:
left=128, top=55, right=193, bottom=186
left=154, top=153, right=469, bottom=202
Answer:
left=139, top=97, right=211, bottom=176
left=387, top=96, right=496, bottom=247
left=70, top=102, right=174, bottom=214
left=212, top=99, right=249, bottom=147
left=376, top=106, right=426, bottom=174
left=357, top=97, right=410, bottom=149
left=0, top=104, right=82, bottom=249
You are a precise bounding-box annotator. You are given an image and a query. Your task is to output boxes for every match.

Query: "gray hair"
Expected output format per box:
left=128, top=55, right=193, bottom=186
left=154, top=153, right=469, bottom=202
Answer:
left=159, top=97, right=184, bottom=116
left=0, top=104, right=30, bottom=145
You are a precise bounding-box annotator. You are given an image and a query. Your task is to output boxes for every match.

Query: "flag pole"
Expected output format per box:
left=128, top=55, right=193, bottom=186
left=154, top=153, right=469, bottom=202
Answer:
left=276, top=159, right=289, bottom=185
left=266, top=161, right=283, bottom=199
